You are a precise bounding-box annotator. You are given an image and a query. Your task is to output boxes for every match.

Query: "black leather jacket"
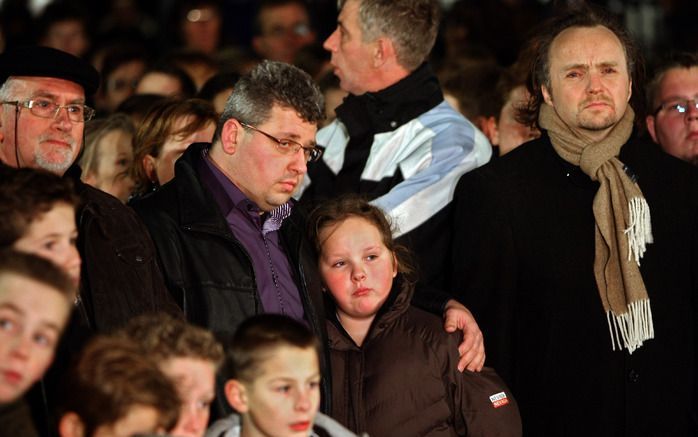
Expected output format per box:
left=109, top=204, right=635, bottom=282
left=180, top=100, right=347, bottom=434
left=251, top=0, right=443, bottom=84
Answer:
left=130, top=143, right=330, bottom=407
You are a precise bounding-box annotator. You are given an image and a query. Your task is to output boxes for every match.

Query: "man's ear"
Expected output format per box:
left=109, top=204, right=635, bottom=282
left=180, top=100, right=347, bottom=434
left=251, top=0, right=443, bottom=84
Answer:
left=646, top=115, right=658, bottom=144
left=142, top=154, right=157, bottom=183
left=541, top=85, right=554, bottom=106
left=478, top=116, right=499, bottom=146
left=225, top=379, right=249, bottom=413
left=373, top=37, right=395, bottom=68
left=58, top=412, right=85, bottom=437
left=628, top=79, right=633, bottom=102
left=220, top=118, right=242, bottom=155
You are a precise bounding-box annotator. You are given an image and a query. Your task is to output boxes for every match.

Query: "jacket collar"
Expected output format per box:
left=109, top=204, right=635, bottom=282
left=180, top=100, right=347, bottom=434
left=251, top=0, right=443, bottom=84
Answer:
left=172, top=142, right=232, bottom=232
left=335, top=62, right=443, bottom=137
left=327, top=274, right=413, bottom=350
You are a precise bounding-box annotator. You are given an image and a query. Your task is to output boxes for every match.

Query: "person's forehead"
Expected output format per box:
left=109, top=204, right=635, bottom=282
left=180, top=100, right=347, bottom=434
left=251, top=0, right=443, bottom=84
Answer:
left=659, top=67, right=698, bottom=95
left=549, top=25, right=626, bottom=64
left=339, top=0, right=358, bottom=19
left=0, top=275, right=67, bottom=314
left=264, top=104, right=316, bottom=126
left=257, top=345, right=319, bottom=376
left=9, top=76, right=85, bottom=99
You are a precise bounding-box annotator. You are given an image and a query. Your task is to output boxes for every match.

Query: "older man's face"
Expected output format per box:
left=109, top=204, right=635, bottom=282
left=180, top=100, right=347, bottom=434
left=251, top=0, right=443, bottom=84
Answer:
left=0, top=76, right=86, bottom=175
left=542, top=25, right=632, bottom=141
left=323, top=0, right=378, bottom=95
left=646, top=67, right=698, bottom=165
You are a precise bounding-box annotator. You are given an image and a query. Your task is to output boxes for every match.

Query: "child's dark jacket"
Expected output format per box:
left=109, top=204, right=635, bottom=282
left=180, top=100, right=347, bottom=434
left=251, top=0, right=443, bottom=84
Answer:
left=326, top=279, right=522, bottom=436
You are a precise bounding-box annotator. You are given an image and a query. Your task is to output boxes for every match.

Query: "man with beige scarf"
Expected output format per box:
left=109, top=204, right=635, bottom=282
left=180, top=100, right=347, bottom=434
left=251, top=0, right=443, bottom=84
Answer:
left=449, top=6, right=698, bottom=437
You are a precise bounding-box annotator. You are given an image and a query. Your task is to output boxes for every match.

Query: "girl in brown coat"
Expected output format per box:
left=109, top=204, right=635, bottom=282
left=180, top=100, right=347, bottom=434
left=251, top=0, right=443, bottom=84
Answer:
left=309, top=197, right=522, bottom=437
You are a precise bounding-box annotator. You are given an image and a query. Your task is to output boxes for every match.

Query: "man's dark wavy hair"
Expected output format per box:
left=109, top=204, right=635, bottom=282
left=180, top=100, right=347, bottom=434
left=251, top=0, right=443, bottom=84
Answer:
left=516, top=4, right=645, bottom=129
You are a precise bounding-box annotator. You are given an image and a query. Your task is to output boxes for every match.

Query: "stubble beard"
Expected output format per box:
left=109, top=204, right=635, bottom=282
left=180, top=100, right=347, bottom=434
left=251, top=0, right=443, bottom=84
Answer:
left=35, top=145, right=74, bottom=175
left=576, top=105, right=619, bottom=132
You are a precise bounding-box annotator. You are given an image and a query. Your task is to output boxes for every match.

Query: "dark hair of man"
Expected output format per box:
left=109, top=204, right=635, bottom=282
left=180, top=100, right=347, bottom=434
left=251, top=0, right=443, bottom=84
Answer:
left=0, top=167, right=78, bottom=247
left=213, top=60, right=324, bottom=142
left=163, top=49, right=220, bottom=74
left=252, top=0, right=310, bottom=37
left=439, top=61, right=504, bottom=121
left=115, top=93, right=168, bottom=120
left=307, top=194, right=417, bottom=285
left=338, top=0, right=441, bottom=71
left=140, top=62, right=197, bottom=98
left=0, top=249, right=75, bottom=299
left=59, top=335, right=180, bottom=436
left=645, top=52, right=698, bottom=113
left=224, top=314, right=321, bottom=383
left=100, top=45, right=148, bottom=93
left=516, top=5, right=644, bottom=128
left=117, top=312, right=224, bottom=367
left=496, top=65, right=529, bottom=112
left=132, top=97, right=217, bottom=193
left=197, top=72, right=240, bottom=102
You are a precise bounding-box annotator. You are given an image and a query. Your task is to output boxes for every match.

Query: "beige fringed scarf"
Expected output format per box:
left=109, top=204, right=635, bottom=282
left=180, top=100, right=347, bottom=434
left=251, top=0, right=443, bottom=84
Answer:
left=539, top=103, right=654, bottom=354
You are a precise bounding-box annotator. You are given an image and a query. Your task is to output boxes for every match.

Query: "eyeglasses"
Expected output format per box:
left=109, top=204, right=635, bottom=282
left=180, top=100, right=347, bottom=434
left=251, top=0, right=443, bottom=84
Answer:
left=2, top=99, right=95, bottom=122
left=239, top=121, right=322, bottom=162
left=654, top=98, right=698, bottom=116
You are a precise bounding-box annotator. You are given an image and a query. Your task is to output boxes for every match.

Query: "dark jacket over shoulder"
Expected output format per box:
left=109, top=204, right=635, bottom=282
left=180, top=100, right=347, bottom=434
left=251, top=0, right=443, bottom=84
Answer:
left=66, top=165, right=181, bottom=332
left=451, top=133, right=698, bottom=436
left=327, top=279, right=521, bottom=437
left=130, top=144, right=326, bottom=342
left=130, top=143, right=330, bottom=407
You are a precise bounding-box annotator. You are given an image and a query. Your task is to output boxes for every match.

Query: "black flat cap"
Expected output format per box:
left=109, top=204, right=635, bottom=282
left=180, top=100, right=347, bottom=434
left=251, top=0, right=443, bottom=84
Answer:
left=0, top=46, right=100, bottom=95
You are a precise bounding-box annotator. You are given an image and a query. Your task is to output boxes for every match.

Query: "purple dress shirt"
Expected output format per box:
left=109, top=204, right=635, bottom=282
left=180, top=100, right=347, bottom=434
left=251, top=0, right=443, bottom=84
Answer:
left=198, top=150, right=305, bottom=321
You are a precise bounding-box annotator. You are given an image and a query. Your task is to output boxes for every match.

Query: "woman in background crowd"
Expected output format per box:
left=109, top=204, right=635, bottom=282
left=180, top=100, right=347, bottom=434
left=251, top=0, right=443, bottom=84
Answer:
left=81, top=114, right=137, bottom=203
left=132, top=98, right=217, bottom=195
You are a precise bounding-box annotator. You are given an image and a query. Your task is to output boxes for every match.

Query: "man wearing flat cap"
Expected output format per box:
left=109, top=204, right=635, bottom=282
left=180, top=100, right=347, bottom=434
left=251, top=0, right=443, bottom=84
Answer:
left=0, top=46, right=180, bottom=331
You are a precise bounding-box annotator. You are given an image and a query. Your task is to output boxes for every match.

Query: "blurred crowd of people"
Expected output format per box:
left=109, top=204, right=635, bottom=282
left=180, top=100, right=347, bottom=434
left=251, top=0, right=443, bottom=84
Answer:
left=1, top=0, right=697, bottom=436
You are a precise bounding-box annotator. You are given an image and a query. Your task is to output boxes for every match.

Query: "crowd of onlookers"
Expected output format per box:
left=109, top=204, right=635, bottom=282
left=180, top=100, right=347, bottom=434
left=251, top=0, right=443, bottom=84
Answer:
left=1, top=0, right=698, bottom=436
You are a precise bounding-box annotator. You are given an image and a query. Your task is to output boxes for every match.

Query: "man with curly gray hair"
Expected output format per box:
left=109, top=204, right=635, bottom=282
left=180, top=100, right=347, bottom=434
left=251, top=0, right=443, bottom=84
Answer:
left=131, top=60, right=331, bottom=413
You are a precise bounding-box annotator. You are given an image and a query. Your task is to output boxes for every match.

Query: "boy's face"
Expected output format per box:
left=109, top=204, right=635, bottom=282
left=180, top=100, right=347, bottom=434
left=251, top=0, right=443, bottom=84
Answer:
left=0, top=273, right=70, bottom=404
left=13, top=202, right=81, bottom=287
left=235, top=345, right=321, bottom=437
left=318, top=216, right=397, bottom=323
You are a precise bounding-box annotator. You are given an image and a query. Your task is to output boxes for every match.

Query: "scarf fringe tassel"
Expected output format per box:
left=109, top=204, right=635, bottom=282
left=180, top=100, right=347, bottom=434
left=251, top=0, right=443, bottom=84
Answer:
left=624, top=197, right=653, bottom=265
left=606, top=299, right=654, bottom=354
